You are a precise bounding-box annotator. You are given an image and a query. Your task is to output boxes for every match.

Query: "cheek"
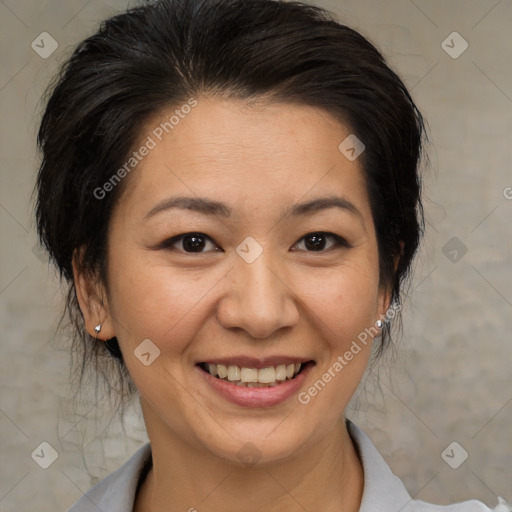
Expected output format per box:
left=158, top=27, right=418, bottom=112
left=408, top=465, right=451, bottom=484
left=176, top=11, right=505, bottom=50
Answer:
left=296, top=258, right=380, bottom=336
left=105, top=251, right=222, bottom=351
left=290, top=268, right=377, bottom=443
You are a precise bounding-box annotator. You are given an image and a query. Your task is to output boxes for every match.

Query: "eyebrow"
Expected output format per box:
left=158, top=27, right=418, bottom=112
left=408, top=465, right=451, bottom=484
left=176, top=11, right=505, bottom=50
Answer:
left=143, top=195, right=364, bottom=223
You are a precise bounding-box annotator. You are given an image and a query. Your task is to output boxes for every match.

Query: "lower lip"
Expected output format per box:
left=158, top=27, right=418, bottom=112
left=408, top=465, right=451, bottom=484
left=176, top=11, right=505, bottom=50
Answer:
left=195, top=364, right=313, bottom=408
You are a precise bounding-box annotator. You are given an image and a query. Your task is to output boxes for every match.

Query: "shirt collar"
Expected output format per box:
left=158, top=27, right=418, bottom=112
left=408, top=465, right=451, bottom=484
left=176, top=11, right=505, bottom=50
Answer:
left=346, top=419, right=414, bottom=511
left=70, top=419, right=496, bottom=512
left=68, top=442, right=152, bottom=512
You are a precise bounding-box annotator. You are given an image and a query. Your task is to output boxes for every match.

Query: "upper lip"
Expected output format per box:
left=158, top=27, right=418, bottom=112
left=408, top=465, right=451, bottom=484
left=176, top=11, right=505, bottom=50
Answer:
left=197, top=356, right=314, bottom=369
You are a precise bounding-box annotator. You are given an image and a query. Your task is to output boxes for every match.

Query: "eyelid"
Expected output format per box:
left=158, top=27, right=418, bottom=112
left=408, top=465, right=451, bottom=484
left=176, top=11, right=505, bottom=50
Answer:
left=154, top=232, right=222, bottom=252
left=156, top=231, right=350, bottom=253
left=291, top=232, right=351, bottom=251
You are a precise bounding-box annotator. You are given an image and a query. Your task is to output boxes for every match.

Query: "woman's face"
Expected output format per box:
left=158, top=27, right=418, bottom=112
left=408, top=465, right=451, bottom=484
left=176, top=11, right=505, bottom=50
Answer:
left=87, top=97, right=391, bottom=465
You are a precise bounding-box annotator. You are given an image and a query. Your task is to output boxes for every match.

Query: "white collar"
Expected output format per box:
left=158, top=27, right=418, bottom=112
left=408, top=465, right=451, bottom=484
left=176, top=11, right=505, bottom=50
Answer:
left=68, top=419, right=500, bottom=511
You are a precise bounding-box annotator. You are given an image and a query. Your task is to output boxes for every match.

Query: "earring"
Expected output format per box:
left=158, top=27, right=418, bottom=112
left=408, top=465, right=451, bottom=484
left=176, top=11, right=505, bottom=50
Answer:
left=94, top=324, right=102, bottom=338
left=376, top=319, right=383, bottom=329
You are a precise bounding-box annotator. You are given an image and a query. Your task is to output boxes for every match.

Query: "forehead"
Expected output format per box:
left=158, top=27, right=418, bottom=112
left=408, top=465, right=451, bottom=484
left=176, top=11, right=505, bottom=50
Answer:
left=115, top=97, right=372, bottom=223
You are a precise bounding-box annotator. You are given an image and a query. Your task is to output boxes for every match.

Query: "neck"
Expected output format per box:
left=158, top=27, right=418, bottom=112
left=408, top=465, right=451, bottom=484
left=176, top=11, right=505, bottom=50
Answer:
left=135, top=406, right=363, bottom=512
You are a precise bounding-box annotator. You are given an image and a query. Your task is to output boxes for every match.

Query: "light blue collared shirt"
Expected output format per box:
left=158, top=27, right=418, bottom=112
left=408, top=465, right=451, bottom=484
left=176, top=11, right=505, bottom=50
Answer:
left=67, top=420, right=506, bottom=512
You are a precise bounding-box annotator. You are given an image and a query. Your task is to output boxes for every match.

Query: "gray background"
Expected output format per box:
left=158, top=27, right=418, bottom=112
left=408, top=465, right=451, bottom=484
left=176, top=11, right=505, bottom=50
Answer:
left=1, top=0, right=511, bottom=510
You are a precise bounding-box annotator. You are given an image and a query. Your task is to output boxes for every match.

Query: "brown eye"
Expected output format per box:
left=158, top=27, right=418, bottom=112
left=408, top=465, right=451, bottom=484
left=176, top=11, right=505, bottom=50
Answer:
left=293, top=232, right=349, bottom=252
left=160, top=232, right=222, bottom=253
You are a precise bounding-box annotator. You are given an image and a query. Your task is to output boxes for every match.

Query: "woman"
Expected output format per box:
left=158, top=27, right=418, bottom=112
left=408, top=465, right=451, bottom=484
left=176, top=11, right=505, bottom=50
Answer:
left=34, top=0, right=507, bottom=510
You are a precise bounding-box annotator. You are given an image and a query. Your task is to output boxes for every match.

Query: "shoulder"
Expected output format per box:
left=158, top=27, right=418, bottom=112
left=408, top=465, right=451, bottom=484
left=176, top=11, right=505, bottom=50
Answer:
left=346, top=420, right=508, bottom=512
left=404, top=499, right=498, bottom=511
left=404, top=498, right=512, bottom=511
left=66, top=425, right=510, bottom=512
left=66, top=443, right=152, bottom=512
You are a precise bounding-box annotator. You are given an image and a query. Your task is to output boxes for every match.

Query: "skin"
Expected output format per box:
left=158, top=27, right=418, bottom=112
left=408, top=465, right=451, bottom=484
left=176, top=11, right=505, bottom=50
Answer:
left=74, top=97, right=395, bottom=512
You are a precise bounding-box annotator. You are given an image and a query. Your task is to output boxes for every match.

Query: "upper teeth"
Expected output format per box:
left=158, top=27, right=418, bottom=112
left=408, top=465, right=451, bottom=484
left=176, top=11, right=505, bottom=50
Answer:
left=207, top=363, right=301, bottom=384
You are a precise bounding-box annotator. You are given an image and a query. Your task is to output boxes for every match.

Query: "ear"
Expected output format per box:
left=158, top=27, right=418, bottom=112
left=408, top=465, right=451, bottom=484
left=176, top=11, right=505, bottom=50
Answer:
left=72, top=247, right=116, bottom=340
left=377, top=240, right=404, bottom=318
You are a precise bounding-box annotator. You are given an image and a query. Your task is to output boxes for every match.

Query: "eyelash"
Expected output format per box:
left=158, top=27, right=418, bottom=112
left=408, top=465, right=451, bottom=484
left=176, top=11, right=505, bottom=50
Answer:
left=157, top=231, right=350, bottom=254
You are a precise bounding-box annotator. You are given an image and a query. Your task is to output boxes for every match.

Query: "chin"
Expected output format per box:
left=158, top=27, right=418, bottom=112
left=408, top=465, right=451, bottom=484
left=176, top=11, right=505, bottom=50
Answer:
left=189, top=415, right=322, bottom=469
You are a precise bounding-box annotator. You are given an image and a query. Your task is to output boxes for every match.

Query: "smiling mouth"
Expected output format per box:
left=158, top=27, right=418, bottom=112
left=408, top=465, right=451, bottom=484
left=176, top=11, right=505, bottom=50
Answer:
left=197, top=361, right=315, bottom=388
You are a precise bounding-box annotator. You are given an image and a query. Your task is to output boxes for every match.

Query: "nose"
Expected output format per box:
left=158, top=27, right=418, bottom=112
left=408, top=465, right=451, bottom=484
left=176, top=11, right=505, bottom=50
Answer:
left=216, top=250, right=299, bottom=339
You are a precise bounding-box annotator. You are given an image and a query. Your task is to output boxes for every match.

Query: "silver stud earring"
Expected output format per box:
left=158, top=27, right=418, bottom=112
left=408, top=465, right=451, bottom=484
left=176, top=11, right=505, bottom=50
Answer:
left=94, top=324, right=102, bottom=336
left=376, top=319, right=383, bottom=329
